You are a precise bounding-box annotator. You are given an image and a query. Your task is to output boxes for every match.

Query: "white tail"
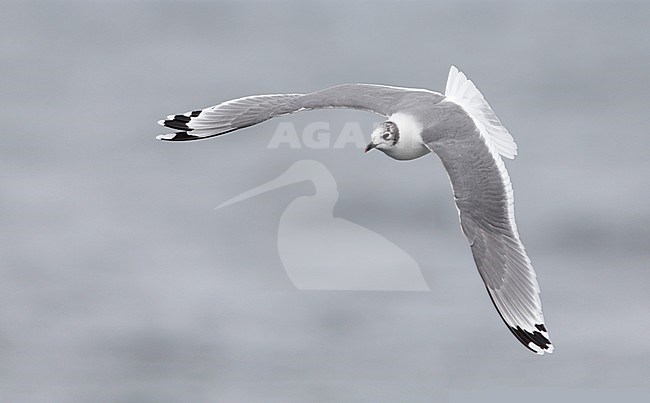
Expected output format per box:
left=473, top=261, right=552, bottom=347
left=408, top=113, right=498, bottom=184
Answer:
left=444, top=66, right=518, bottom=160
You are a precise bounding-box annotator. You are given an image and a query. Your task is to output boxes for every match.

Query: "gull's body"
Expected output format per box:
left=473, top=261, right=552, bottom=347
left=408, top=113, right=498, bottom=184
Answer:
left=157, top=66, right=553, bottom=355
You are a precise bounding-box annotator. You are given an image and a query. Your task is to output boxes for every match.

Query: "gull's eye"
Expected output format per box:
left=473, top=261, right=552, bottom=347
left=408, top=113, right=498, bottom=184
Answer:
left=382, top=133, right=392, bottom=140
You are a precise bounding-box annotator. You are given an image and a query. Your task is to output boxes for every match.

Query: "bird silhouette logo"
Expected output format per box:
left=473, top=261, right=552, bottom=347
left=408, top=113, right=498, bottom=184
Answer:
left=216, top=159, right=430, bottom=291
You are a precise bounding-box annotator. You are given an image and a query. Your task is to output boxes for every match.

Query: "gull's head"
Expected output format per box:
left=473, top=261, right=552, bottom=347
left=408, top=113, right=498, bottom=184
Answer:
left=365, top=121, right=399, bottom=153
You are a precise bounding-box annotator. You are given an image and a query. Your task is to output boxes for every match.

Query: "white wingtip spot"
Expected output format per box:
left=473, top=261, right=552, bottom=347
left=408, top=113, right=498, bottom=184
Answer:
left=156, top=133, right=176, bottom=140
left=157, top=120, right=166, bottom=126
left=528, top=342, right=545, bottom=355
left=527, top=341, right=554, bottom=355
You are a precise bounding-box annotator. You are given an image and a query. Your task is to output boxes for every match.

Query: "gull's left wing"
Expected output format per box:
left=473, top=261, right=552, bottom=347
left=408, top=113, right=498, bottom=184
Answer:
left=422, top=66, right=553, bottom=354
left=426, top=125, right=553, bottom=354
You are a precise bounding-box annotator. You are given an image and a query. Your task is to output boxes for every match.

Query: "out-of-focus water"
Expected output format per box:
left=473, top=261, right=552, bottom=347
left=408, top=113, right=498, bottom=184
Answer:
left=1, top=1, right=649, bottom=401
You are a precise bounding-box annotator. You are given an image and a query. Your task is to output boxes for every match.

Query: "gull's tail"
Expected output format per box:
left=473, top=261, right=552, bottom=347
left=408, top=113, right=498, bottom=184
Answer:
left=444, top=66, right=518, bottom=160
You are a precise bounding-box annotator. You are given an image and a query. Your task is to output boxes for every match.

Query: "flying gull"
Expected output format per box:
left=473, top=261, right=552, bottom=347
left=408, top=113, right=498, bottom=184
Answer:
left=157, top=66, right=553, bottom=355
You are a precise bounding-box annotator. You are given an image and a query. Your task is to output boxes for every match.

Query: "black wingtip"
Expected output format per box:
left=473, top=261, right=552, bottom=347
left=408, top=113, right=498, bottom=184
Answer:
left=158, top=110, right=203, bottom=131
left=509, top=325, right=553, bottom=355
left=156, top=132, right=202, bottom=142
left=160, top=115, right=192, bottom=131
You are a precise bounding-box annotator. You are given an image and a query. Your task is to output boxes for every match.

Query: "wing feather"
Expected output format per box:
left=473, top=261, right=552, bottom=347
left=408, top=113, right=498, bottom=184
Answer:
left=424, top=102, right=553, bottom=355
left=156, top=84, right=413, bottom=141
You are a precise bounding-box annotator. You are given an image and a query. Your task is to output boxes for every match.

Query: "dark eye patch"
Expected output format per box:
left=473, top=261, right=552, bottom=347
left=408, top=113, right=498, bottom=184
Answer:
left=382, top=133, right=391, bottom=140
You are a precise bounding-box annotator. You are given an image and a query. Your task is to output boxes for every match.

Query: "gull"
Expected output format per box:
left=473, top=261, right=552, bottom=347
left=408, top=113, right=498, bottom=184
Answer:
left=216, top=159, right=430, bottom=291
left=157, top=66, right=553, bottom=355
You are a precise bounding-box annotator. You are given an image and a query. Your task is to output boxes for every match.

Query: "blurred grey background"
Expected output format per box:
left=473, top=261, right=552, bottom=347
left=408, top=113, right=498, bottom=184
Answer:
left=1, top=0, right=649, bottom=401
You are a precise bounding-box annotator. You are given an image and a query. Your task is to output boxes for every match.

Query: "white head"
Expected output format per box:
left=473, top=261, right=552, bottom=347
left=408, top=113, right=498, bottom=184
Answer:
left=365, top=121, right=400, bottom=153
left=364, top=114, right=430, bottom=161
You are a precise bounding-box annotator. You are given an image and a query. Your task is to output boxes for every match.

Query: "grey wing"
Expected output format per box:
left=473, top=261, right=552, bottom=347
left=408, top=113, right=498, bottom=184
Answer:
left=423, top=107, right=553, bottom=355
left=157, top=84, right=409, bottom=141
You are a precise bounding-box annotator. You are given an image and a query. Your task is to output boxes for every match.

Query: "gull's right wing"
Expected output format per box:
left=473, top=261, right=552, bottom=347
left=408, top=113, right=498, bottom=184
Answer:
left=157, top=84, right=418, bottom=141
